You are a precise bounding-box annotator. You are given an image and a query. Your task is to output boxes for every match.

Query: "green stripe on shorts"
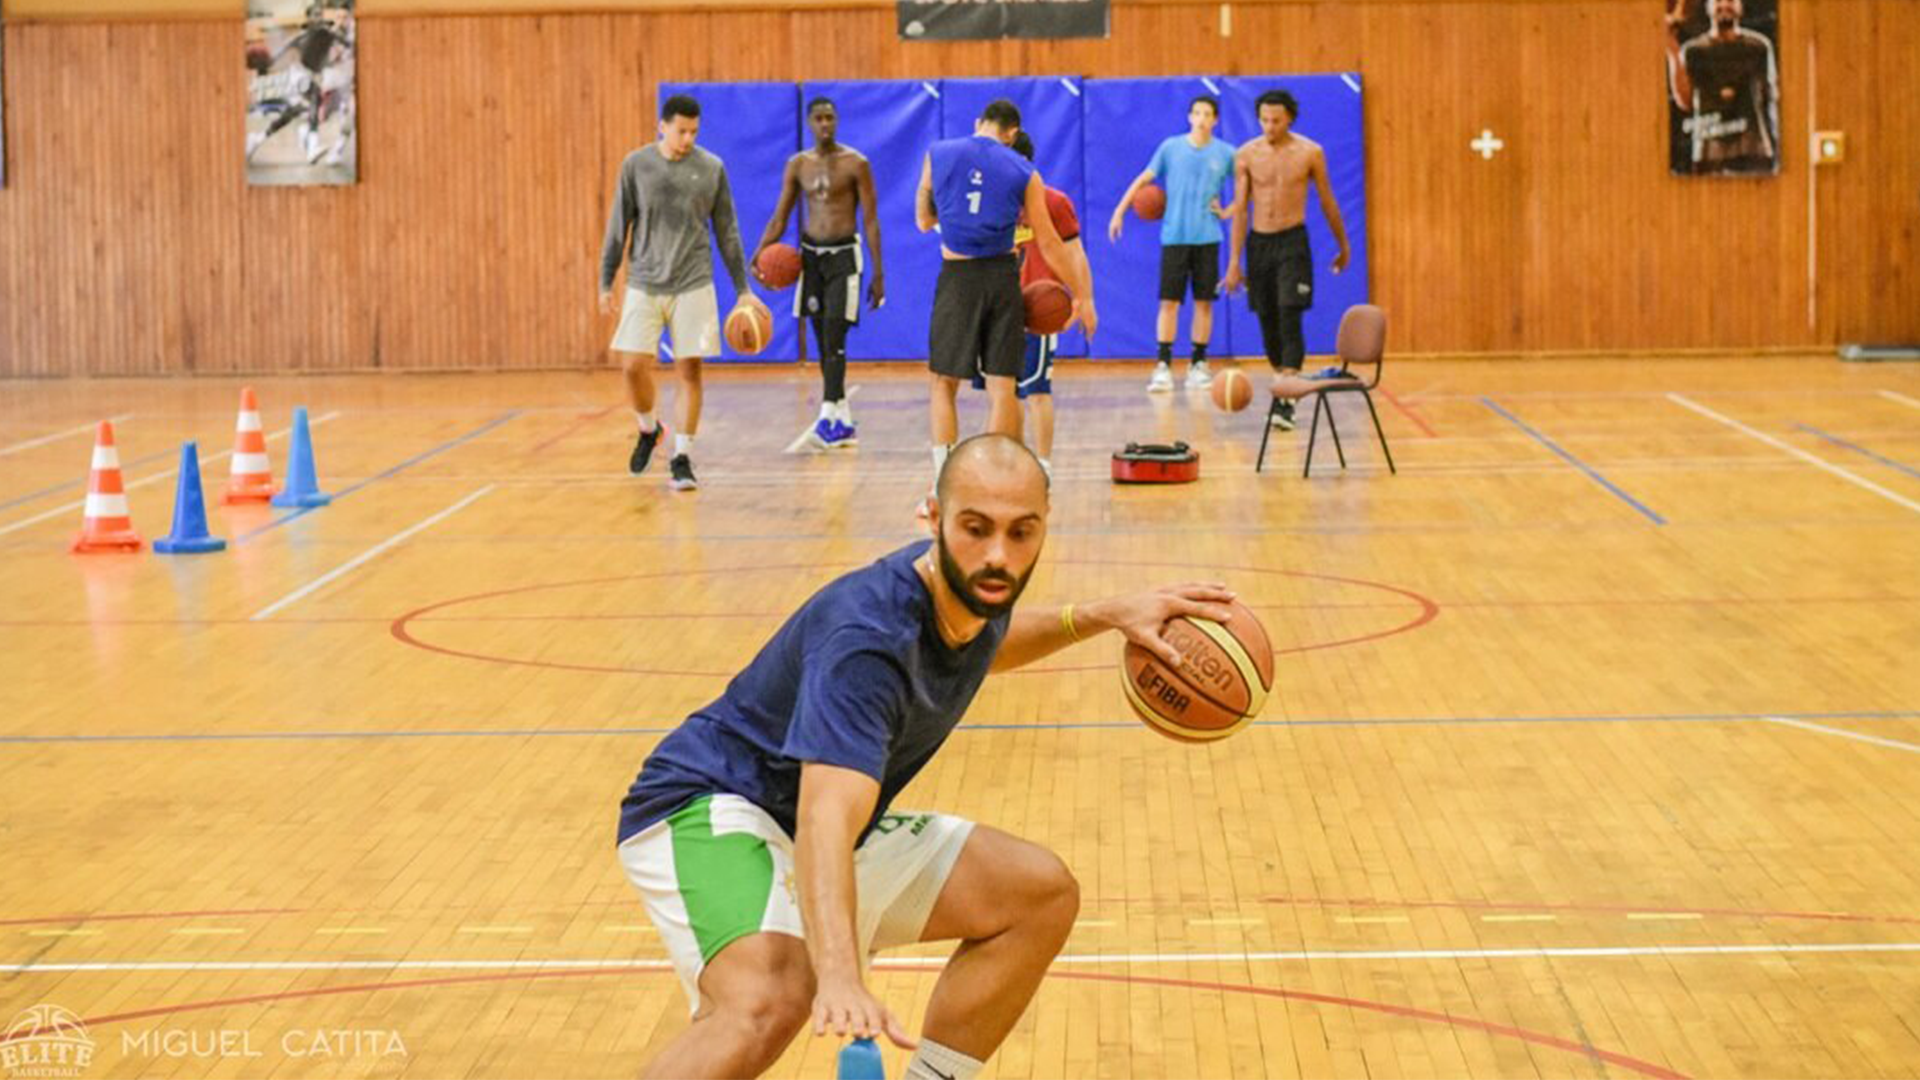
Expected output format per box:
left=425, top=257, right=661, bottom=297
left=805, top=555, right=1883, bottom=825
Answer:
left=666, top=795, right=777, bottom=962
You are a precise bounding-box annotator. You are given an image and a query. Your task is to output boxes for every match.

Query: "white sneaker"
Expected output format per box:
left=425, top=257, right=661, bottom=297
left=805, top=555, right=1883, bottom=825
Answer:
left=1185, top=361, right=1213, bottom=390
left=1147, top=364, right=1174, bottom=393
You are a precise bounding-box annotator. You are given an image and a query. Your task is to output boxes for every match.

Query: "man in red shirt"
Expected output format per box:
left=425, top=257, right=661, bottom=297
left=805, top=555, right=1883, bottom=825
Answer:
left=971, top=130, right=1093, bottom=482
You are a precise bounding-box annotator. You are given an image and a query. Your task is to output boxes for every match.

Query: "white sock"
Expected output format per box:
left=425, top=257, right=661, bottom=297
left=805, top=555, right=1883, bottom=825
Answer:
left=635, top=411, right=657, bottom=433
left=674, top=434, right=693, bottom=458
left=1039, top=457, right=1053, bottom=483
left=904, top=1039, right=984, bottom=1080
left=819, top=400, right=835, bottom=420
left=931, top=443, right=951, bottom=473
left=835, top=399, right=853, bottom=424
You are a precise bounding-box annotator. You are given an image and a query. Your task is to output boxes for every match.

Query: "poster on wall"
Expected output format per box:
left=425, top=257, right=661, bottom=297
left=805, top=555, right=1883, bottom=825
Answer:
left=1664, top=0, right=1779, bottom=176
left=899, top=0, right=1107, bottom=41
left=246, top=0, right=357, bottom=186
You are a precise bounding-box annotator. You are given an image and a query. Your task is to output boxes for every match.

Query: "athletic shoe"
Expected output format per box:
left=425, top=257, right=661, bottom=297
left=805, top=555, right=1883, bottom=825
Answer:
left=822, top=420, right=859, bottom=450
left=629, top=424, right=665, bottom=475
left=1147, top=364, right=1174, bottom=392
left=1308, top=365, right=1349, bottom=380
left=668, top=454, right=698, bottom=491
left=1270, top=401, right=1296, bottom=430
left=791, top=418, right=832, bottom=453
left=1185, top=361, right=1213, bottom=390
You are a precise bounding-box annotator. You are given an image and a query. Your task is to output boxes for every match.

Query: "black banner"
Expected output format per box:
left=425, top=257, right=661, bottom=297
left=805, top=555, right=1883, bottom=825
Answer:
left=899, top=0, right=1109, bottom=41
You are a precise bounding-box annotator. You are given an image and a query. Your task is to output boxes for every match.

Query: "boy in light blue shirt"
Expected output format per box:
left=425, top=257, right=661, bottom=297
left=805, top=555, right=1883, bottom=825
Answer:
left=1110, top=96, right=1237, bottom=392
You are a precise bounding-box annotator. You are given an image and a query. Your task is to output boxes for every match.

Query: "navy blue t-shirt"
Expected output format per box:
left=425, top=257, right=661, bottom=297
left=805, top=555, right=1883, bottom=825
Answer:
left=928, top=134, right=1036, bottom=258
left=617, top=541, right=1009, bottom=844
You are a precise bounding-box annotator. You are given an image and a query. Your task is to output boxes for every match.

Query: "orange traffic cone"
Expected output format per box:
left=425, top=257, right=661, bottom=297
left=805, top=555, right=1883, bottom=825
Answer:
left=222, top=387, right=277, bottom=504
left=71, top=420, right=144, bottom=554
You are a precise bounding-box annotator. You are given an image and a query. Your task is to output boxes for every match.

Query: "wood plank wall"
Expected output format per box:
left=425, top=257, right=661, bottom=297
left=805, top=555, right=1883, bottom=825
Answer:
left=0, top=1, right=1914, bottom=375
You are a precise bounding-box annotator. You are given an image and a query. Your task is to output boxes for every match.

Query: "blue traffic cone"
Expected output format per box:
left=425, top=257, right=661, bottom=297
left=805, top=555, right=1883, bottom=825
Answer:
left=271, top=406, right=332, bottom=508
left=153, top=441, right=227, bottom=554
left=836, top=1037, right=885, bottom=1079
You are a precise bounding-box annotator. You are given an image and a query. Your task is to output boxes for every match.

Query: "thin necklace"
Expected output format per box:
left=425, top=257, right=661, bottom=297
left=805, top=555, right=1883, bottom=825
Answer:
left=918, top=555, right=966, bottom=645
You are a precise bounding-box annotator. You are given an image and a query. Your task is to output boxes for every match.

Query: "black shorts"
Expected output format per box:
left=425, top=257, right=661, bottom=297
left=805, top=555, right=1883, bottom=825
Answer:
left=929, top=256, right=1023, bottom=380
left=1247, top=226, right=1313, bottom=313
left=796, top=235, right=862, bottom=326
left=1158, top=243, right=1221, bottom=303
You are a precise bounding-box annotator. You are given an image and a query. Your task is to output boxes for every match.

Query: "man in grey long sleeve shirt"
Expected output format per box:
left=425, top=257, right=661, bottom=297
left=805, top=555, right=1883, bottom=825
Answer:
left=599, top=93, right=761, bottom=492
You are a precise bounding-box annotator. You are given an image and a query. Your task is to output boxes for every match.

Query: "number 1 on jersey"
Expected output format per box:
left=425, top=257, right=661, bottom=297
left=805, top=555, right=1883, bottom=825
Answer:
left=966, top=191, right=982, bottom=215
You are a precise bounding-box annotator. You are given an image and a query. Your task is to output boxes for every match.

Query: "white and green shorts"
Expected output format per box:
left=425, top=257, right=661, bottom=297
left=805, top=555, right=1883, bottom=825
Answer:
left=617, top=793, right=975, bottom=1013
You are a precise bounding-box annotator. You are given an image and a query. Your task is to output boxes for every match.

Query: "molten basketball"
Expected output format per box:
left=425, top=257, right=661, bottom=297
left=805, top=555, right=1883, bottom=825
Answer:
left=1209, top=367, right=1253, bottom=412
left=1131, top=184, right=1167, bottom=222
left=724, top=300, right=773, bottom=356
left=1023, top=280, right=1073, bottom=335
left=1121, top=600, right=1274, bottom=743
left=754, top=243, right=802, bottom=289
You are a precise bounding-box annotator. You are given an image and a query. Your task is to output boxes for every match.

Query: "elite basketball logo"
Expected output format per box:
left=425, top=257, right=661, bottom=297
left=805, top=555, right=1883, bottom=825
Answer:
left=1, top=1004, right=95, bottom=1079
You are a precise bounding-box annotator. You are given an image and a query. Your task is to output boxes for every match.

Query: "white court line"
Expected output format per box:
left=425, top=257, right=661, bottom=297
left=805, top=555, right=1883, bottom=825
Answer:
left=9, top=941, right=1920, bottom=973
left=0, top=412, right=340, bottom=538
left=250, top=484, right=494, bottom=621
left=1667, top=393, right=1920, bottom=515
left=1767, top=716, right=1920, bottom=756
left=1881, top=390, right=1920, bottom=410
left=0, top=415, right=134, bottom=457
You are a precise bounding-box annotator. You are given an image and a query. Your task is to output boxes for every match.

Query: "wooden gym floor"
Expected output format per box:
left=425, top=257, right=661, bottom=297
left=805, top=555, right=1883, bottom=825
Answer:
left=1, top=357, right=1917, bottom=1079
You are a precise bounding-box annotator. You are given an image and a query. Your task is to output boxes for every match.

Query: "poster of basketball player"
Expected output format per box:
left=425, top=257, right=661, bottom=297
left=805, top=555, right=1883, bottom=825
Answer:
left=245, top=0, right=356, bottom=186
left=1663, top=0, right=1780, bottom=176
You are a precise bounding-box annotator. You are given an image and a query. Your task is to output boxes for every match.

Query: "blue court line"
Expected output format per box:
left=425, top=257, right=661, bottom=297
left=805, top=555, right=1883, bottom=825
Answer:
left=1481, top=398, right=1667, bottom=525
left=235, top=412, right=519, bottom=544
left=1796, top=424, right=1920, bottom=481
left=3, top=709, right=1915, bottom=745
left=0, top=446, right=176, bottom=512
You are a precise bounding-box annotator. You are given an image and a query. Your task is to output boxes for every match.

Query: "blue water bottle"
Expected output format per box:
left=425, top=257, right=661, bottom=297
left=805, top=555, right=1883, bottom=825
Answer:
left=836, top=1036, right=886, bottom=1079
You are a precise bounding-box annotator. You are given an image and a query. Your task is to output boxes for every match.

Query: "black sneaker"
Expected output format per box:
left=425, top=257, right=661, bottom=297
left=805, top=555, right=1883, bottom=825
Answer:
left=629, top=424, right=665, bottom=475
left=668, top=454, right=698, bottom=491
left=1270, top=400, right=1296, bottom=430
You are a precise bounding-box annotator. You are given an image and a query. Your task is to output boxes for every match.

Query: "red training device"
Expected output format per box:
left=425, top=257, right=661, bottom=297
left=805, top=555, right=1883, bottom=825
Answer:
left=724, top=301, right=773, bottom=355
left=754, top=243, right=802, bottom=289
left=1023, top=281, right=1072, bottom=335
left=1121, top=599, right=1274, bottom=743
left=1111, top=441, right=1199, bottom=484
left=1131, top=184, right=1167, bottom=222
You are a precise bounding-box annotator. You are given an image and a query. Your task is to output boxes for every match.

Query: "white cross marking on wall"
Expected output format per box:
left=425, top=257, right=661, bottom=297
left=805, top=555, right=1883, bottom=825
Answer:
left=1471, top=129, right=1505, bottom=160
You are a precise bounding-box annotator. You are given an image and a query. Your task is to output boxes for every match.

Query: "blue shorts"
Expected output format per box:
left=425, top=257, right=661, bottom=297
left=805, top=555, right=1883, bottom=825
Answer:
left=971, top=334, right=1056, bottom=399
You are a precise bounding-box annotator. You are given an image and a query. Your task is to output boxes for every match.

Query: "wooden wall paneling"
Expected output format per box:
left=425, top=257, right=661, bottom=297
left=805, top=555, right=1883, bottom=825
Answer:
left=2, top=1, right=1918, bottom=377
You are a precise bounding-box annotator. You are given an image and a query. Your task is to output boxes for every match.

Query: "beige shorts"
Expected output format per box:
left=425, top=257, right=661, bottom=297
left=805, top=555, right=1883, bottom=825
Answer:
left=617, top=793, right=975, bottom=1013
left=611, top=284, right=721, bottom=358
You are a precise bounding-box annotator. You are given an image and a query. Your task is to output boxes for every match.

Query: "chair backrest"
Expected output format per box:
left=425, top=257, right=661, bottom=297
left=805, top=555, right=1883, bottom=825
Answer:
left=1336, top=304, right=1386, bottom=365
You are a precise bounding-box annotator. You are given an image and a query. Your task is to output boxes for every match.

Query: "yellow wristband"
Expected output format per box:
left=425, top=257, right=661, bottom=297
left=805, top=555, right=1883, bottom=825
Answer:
left=1060, top=603, right=1082, bottom=643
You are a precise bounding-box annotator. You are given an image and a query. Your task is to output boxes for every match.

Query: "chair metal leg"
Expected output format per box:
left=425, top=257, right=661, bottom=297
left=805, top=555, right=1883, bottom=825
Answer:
left=1302, top=395, right=1325, bottom=477
left=1326, top=400, right=1348, bottom=469
left=1256, top=399, right=1278, bottom=473
left=1361, top=390, right=1396, bottom=474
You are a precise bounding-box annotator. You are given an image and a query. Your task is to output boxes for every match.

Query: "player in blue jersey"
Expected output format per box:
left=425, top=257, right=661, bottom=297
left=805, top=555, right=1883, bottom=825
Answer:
left=915, top=100, right=1097, bottom=504
left=1110, top=96, right=1237, bottom=392
left=616, top=434, right=1231, bottom=1080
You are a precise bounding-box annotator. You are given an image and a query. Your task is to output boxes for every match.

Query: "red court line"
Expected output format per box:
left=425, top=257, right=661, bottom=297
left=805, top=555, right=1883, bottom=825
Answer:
left=523, top=407, right=616, bottom=456
left=1261, top=895, right=1920, bottom=927
left=386, top=561, right=1441, bottom=678
left=0, top=907, right=304, bottom=928
left=1378, top=387, right=1439, bottom=438
left=12, top=965, right=1686, bottom=1078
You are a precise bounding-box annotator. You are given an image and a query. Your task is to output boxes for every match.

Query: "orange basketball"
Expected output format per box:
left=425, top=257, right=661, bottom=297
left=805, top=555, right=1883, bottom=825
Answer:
left=1023, top=280, right=1073, bottom=335
left=754, top=243, right=802, bottom=289
left=1121, top=599, right=1274, bottom=743
left=1209, top=367, right=1253, bottom=412
left=724, top=300, right=773, bottom=355
left=1131, top=184, right=1167, bottom=222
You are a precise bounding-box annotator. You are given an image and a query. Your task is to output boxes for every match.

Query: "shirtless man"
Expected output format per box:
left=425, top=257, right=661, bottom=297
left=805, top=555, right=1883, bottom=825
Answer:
left=1220, top=89, right=1352, bottom=430
left=753, top=97, right=886, bottom=451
